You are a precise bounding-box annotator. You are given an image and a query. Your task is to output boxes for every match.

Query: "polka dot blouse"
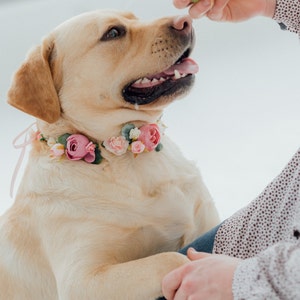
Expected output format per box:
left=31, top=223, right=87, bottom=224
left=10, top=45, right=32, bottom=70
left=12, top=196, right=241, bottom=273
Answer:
left=212, top=2, right=300, bottom=298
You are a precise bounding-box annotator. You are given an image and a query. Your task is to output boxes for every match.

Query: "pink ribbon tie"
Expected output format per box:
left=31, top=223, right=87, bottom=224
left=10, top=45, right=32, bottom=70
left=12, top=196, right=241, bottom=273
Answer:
left=10, top=122, right=37, bottom=198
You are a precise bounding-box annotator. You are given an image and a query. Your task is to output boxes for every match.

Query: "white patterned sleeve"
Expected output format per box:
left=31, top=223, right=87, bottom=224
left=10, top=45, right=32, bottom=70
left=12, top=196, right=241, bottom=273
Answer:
left=273, top=0, right=300, bottom=35
left=232, top=242, right=300, bottom=299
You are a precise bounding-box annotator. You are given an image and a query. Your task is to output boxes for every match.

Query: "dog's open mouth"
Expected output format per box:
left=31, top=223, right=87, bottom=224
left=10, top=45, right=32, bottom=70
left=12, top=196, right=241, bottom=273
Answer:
left=122, top=49, right=199, bottom=105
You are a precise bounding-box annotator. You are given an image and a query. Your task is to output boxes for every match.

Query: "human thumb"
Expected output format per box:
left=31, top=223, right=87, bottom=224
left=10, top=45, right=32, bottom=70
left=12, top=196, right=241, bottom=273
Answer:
left=187, top=248, right=212, bottom=261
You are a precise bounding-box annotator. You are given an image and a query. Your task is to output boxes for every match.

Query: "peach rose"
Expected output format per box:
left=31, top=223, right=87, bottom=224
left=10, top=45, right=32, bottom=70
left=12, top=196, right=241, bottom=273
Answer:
left=131, top=141, right=145, bottom=154
left=50, top=143, right=65, bottom=157
left=103, top=136, right=129, bottom=156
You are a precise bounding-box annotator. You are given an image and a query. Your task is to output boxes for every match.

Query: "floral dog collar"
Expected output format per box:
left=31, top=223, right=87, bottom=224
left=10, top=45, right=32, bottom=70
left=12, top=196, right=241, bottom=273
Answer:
left=39, top=133, right=102, bottom=164
left=103, top=123, right=163, bottom=156
left=38, top=123, right=164, bottom=165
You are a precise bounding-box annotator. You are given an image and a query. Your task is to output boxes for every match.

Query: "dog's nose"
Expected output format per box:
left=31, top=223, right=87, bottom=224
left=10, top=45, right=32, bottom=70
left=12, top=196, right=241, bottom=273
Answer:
left=171, top=15, right=193, bottom=34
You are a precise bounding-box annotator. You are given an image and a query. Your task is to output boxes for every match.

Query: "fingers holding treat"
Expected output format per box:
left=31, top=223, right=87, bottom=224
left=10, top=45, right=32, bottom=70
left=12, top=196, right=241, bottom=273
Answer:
left=188, top=0, right=215, bottom=18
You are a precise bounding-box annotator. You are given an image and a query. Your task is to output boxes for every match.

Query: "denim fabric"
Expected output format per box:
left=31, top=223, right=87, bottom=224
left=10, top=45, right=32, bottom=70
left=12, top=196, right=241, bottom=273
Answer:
left=179, top=223, right=222, bottom=255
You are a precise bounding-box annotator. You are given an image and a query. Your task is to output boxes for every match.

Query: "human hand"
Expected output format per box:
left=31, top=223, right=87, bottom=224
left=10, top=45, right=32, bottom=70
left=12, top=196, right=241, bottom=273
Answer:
left=173, top=0, right=276, bottom=21
left=162, top=248, right=241, bottom=300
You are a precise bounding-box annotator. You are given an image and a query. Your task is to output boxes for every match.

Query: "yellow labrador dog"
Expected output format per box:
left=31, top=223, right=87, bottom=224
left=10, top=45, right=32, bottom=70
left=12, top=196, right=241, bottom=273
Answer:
left=3, top=10, right=219, bottom=299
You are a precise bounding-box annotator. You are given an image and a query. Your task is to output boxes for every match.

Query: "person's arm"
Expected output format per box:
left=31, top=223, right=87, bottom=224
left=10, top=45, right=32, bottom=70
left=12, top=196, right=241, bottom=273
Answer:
left=162, top=242, right=300, bottom=300
left=162, top=248, right=240, bottom=300
left=233, top=242, right=300, bottom=299
left=174, top=0, right=300, bottom=35
left=173, top=0, right=276, bottom=21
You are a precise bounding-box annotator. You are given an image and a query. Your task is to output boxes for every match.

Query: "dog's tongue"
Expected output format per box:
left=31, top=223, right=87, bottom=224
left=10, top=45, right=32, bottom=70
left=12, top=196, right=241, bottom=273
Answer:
left=163, top=58, right=199, bottom=76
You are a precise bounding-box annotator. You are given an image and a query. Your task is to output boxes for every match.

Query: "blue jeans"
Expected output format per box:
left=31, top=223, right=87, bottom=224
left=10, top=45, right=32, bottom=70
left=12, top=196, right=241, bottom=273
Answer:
left=179, top=223, right=222, bottom=255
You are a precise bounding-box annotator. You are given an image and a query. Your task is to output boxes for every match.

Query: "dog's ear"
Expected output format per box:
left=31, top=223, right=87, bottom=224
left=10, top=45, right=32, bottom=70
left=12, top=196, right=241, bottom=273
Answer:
left=7, top=36, right=61, bottom=123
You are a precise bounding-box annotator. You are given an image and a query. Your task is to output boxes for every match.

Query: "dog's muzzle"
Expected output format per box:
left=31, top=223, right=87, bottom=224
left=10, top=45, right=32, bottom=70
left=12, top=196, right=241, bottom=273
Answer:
left=122, top=15, right=199, bottom=106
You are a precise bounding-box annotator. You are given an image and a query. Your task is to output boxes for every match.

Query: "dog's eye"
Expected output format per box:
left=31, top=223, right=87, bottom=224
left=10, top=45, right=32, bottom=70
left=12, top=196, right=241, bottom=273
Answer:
left=101, top=26, right=126, bottom=41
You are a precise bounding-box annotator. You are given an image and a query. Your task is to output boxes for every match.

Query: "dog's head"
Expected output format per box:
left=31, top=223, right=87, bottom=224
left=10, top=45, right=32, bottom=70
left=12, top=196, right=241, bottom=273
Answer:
left=7, top=10, right=198, bottom=139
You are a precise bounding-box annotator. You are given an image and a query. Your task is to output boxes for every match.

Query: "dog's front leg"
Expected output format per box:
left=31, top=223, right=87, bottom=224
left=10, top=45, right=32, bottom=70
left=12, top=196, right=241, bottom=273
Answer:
left=55, top=252, right=188, bottom=300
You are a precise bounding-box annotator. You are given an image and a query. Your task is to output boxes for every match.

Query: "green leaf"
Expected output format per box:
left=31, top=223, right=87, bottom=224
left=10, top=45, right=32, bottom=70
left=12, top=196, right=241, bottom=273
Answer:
left=39, top=134, right=47, bottom=142
left=92, top=146, right=103, bottom=164
left=57, top=133, right=71, bottom=147
left=155, top=143, right=163, bottom=152
left=121, top=124, right=135, bottom=141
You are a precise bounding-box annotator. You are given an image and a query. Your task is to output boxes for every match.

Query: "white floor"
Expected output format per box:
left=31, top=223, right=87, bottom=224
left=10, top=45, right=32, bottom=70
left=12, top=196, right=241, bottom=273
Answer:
left=1, top=0, right=300, bottom=220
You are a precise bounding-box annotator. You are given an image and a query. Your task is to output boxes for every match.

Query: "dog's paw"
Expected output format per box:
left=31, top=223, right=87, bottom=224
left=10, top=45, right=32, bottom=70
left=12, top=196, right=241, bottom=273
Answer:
left=162, top=252, right=189, bottom=268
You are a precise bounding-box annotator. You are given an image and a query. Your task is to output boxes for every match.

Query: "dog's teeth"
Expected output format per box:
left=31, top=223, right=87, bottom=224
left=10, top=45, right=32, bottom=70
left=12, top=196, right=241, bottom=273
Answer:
left=134, top=79, right=142, bottom=84
left=181, top=73, right=187, bottom=78
left=141, top=78, right=151, bottom=84
left=159, top=77, right=166, bottom=82
left=152, top=78, right=158, bottom=83
left=174, top=70, right=181, bottom=79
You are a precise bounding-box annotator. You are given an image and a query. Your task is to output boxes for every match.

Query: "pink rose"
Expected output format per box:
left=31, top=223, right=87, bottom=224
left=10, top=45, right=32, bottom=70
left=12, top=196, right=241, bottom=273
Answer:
left=86, top=142, right=96, bottom=154
left=36, top=132, right=43, bottom=140
left=50, top=143, right=65, bottom=157
left=103, top=136, right=129, bottom=156
left=138, top=124, right=161, bottom=151
left=66, top=134, right=96, bottom=163
left=131, top=141, right=145, bottom=154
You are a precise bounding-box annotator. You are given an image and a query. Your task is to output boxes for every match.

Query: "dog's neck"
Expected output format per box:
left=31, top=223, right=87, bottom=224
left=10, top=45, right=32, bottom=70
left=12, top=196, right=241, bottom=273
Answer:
left=10, top=115, right=165, bottom=197
left=36, top=108, right=164, bottom=139
left=35, top=119, right=165, bottom=165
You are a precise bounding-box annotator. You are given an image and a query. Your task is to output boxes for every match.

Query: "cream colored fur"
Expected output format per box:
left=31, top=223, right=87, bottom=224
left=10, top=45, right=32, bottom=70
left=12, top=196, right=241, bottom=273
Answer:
left=3, top=10, right=220, bottom=299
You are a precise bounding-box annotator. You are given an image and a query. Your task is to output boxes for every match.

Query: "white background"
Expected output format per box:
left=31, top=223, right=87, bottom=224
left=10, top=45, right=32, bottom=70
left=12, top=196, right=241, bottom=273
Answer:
left=1, top=0, right=300, bottom=220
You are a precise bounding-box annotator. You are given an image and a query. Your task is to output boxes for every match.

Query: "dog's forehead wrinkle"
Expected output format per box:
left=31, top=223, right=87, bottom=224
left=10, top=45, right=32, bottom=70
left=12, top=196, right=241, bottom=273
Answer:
left=55, top=14, right=131, bottom=48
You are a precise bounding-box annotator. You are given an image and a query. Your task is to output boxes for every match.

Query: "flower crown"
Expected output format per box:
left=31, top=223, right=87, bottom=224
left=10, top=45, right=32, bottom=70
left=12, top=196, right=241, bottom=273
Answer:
left=38, top=123, right=164, bottom=165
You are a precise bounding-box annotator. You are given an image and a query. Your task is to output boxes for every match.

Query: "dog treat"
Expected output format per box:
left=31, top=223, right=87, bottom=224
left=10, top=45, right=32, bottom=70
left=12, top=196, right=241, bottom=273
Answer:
left=191, top=0, right=200, bottom=3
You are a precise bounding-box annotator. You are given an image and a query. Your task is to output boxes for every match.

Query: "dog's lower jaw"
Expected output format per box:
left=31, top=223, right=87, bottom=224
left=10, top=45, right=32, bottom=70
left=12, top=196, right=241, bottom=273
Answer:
left=123, top=73, right=195, bottom=106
